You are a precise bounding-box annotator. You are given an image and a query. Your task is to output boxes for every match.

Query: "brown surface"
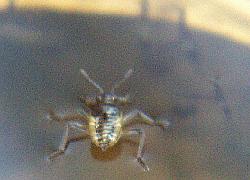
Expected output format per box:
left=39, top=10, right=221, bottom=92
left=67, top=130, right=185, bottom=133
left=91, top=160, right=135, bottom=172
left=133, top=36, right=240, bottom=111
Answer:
left=0, top=8, right=249, bottom=180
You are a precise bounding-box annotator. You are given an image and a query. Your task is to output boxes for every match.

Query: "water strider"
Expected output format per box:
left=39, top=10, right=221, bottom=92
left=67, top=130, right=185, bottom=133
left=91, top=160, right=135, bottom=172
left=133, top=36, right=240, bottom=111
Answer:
left=47, top=68, right=169, bottom=171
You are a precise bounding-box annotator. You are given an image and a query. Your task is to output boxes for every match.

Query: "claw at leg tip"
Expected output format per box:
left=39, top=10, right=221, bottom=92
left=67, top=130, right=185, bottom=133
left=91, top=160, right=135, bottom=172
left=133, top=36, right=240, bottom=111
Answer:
left=143, top=166, right=150, bottom=172
left=137, top=158, right=150, bottom=172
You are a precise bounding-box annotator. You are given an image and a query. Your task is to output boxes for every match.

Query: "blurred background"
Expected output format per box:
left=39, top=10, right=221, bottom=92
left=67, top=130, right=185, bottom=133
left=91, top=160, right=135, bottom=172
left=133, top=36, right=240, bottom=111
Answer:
left=0, top=0, right=249, bottom=179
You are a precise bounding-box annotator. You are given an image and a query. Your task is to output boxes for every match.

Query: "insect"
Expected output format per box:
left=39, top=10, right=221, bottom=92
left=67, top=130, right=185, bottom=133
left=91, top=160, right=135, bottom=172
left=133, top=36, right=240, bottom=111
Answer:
left=47, top=68, right=169, bottom=171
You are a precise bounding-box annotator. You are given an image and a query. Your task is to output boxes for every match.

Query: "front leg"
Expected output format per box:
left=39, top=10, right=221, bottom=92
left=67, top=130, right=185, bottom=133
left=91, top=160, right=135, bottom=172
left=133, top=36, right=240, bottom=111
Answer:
left=122, top=109, right=169, bottom=129
left=122, top=128, right=149, bottom=171
left=48, top=109, right=88, bottom=123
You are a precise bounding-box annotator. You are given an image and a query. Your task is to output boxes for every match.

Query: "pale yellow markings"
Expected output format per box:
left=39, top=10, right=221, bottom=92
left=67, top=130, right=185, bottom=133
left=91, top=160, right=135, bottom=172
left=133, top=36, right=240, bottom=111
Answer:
left=15, top=0, right=140, bottom=15
left=5, top=0, right=250, bottom=45
left=149, top=0, right=183, bottom=22
left=186, top=0, right=250, bottom=44
left=147, top=0, right=250, bottom=44
left=0, top=0, right=8, bottom=10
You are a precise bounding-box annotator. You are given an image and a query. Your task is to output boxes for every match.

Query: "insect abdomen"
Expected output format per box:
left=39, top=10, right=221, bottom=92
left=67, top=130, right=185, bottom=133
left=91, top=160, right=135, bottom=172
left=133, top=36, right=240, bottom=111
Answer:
left=89, top=105, right=122, bottom=149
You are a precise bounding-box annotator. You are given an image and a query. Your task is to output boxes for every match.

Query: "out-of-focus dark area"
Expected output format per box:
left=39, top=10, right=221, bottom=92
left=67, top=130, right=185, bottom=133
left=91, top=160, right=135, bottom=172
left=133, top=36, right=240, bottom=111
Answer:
left=0, top=0, right=249, bottom=179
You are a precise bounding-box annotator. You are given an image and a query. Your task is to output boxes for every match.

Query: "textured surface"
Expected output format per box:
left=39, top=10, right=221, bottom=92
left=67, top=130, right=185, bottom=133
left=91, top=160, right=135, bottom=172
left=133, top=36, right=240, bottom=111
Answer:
left=0, top=8, right=249, bottom=180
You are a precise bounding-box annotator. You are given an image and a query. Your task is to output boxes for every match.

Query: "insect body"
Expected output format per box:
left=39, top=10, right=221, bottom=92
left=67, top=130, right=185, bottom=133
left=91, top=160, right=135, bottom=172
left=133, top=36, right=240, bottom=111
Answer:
left=89, top=103, right=122, bottom=150
left=48, top=69, right=169, bottom=171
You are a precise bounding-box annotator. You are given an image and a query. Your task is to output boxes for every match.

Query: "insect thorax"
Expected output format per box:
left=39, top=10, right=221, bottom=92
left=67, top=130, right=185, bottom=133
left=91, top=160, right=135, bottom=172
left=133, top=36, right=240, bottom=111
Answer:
left=88, top=104, right=122, bottom=150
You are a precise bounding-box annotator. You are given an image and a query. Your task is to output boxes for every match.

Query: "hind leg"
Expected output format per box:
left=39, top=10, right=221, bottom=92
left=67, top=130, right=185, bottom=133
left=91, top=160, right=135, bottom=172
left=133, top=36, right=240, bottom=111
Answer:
left=122, top=128, right=149, bottom=171
left=48, top=123, right=88, bottom=160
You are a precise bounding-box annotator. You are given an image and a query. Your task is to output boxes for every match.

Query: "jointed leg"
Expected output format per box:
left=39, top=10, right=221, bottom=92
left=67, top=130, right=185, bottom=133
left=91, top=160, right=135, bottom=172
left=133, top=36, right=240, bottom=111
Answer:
left=48, top=109, right=88, bottom=123
left=48, top=123, right=88, bottom=160
left=122, top=109, right=169, bottom=128
left=68, top=122, right=86, bottom=132
left=122, top=128, right=149, bottom=171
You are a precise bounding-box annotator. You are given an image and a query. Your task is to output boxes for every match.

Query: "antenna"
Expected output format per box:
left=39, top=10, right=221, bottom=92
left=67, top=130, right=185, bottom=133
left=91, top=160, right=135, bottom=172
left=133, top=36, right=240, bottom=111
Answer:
left=80, top=69, right=104, bottom=94
left=111, top=69, right=133, bottom=94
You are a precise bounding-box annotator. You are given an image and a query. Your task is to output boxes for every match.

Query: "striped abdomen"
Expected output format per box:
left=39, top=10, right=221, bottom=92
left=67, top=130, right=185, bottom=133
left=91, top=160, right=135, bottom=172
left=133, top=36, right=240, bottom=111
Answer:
left=88, top=105, right=122, bottom=150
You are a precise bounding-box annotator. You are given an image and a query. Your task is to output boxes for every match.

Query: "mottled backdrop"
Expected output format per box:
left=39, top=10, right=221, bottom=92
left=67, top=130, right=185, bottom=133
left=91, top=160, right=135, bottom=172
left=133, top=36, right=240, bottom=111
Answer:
left=0, top=4, right=249, bottom=180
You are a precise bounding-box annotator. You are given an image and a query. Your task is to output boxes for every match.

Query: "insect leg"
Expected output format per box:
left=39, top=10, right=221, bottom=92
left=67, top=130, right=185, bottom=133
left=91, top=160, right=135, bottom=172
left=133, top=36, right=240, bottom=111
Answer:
left=48, top=109, right=88, bottom=123
left=68, top=122, right=86, bottom=132
left=48, top=123, right=88, bottom=160
left=122, top=128, right=149, bottom=171
left=117, top=94, right=131, bottom=105
left=122, top=109, right=169, bottom=129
